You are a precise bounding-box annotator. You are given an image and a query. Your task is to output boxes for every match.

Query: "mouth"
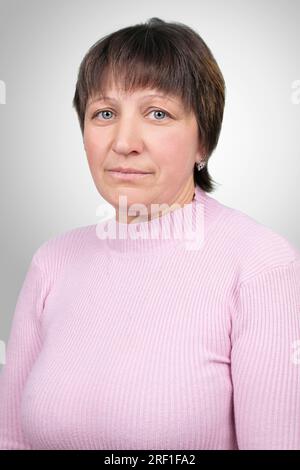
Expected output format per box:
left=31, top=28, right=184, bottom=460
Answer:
left=107, top=170, right=153, bottom=181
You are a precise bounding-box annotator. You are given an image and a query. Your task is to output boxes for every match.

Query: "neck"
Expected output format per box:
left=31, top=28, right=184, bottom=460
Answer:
left=116, top=182, right=196, bottom=225
left=98, top=185, right=206, bottom=256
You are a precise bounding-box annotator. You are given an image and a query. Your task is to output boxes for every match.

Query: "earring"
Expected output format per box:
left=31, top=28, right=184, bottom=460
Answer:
left=196, top=159, right=206, bottom=171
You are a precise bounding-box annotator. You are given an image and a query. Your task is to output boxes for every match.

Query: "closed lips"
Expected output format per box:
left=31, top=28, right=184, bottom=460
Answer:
left=109, top=168, right=152, bottom=174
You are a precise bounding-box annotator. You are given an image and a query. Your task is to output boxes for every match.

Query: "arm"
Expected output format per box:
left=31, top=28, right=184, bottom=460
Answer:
left=231, top=258, right=300, bottom=449
left=0, top=254, right=46, bottom=450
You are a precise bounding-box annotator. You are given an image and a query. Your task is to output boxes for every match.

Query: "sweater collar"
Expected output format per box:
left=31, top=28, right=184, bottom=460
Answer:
left=97, top=185, right=206, bottom=256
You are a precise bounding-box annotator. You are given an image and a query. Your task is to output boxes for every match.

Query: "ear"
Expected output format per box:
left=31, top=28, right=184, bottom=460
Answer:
left=195, top=140, right=206, bottom=164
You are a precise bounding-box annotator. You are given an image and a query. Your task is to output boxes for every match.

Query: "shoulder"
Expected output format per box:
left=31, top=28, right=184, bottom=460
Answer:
left=30, top=224, right=98, bottom=274
left=204, top=194, right=300, bottom=285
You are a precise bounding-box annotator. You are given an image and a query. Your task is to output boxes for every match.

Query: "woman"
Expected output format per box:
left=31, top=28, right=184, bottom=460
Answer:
left=0, top=17, right=300, bottom=450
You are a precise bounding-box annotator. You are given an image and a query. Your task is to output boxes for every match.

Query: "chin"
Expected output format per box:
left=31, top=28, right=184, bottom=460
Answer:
left=114, top=190, right=149, bottom=208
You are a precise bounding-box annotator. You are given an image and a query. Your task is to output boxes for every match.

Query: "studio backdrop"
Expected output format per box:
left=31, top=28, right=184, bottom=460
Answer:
left=0, top=0, right=299, bottom=367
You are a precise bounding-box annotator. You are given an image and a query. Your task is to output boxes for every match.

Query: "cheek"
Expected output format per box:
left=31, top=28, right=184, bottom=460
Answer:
left=83, top=129, right=106, bottom=165
left=154, top=128, right=196, bottom=170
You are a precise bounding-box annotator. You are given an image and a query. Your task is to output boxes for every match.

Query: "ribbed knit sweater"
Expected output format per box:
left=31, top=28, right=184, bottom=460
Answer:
left=0, top=185, right=300, bottom=450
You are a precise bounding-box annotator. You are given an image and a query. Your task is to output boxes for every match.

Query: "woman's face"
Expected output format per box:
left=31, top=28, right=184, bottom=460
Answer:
left=83, top=83, right=203, bottom=222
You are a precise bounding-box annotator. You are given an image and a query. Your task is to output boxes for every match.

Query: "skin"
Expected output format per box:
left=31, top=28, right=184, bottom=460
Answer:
left=83, top=82, right=204, bottom=224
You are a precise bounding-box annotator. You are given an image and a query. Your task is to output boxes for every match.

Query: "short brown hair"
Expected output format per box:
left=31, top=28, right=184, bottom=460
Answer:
left=72, top=17, right=225, bottom=193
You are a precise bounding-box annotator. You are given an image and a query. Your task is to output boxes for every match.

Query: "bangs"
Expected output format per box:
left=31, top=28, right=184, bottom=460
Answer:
left=78, top=26, right=195, bottom=115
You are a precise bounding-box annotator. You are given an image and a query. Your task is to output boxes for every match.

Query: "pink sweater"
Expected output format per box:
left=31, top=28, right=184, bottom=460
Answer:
left=1, top=185, right=300, bottom=450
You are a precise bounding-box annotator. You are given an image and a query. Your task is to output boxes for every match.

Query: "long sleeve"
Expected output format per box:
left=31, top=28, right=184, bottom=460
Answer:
left=1, top=187, right=299, bottom=450
left=231, top=257, right=300, bottom=449
left=0, top=254, right=46, bottom=450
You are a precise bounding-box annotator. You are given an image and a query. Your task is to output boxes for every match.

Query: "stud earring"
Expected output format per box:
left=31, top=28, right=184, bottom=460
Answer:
left=196, top=159, right=206, bottom=171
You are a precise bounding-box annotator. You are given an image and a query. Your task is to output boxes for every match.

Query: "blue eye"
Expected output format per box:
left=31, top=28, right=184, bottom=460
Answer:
left=93, top=109, right=171, bottom=121
left=151, top=110, right=168, bottom=120
left=97, top=110, right=114, bottom=120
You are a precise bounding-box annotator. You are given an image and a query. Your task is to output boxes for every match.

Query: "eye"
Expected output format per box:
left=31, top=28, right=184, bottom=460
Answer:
left=93, top=110, right=114, bottom=120
left=92, top=108, right=171, bottom=121
left=148, top=109, right=171, bottom=120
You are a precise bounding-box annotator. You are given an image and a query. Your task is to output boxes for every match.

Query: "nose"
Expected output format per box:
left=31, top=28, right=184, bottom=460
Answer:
left=111, top=116, right=144, bottom=156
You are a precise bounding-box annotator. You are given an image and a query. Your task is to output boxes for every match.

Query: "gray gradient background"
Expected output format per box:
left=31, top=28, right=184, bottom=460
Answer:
left=0, top=0, right=299, bottom=363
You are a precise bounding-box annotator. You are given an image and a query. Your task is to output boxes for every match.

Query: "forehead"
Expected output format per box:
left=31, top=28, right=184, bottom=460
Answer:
left=87, top=86, right=183, bottom=107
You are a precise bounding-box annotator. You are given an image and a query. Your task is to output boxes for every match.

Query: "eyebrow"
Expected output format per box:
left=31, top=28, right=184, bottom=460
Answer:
left=87, top=93, right=178, bottom=107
